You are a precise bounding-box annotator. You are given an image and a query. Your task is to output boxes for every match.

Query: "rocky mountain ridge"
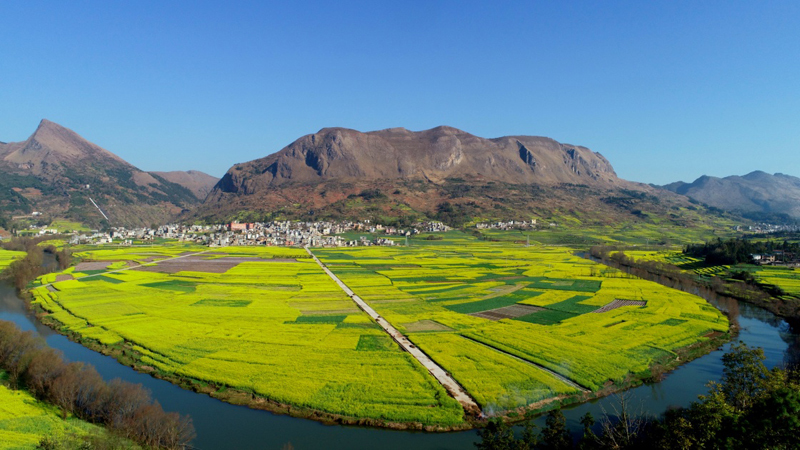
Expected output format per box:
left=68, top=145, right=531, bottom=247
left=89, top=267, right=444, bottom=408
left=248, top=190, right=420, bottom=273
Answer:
left=195, top=126, right=704, bottom=227
left=0, top=120, right=206, bottom=226
left=662, top=171, right=800, bottom=219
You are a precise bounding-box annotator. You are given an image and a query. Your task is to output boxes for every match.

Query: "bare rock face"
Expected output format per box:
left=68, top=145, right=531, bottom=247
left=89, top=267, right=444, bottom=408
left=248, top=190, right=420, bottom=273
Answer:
left=188, top=125, right=677, bottom=224
left=210, top=126, right=620, bottom=197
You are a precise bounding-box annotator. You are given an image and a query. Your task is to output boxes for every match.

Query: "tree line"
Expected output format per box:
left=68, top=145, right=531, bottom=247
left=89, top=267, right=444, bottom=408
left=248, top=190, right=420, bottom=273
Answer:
left=684, top=237, right=799, bottom=266
left=1, top=236, right=71, bottom=290
left=476, top=343, right=800, bottom=449
left=0, top=320, right=195, bottom=449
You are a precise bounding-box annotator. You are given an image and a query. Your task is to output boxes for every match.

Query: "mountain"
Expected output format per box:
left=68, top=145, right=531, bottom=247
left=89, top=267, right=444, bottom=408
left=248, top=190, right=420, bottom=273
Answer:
left=150, top=170, right=218, bottom=200
left=662, top=171, right=800, bottom=219
left=0, top=120, right=202, bottom=227
left=195, top=126, right=704, bottom=226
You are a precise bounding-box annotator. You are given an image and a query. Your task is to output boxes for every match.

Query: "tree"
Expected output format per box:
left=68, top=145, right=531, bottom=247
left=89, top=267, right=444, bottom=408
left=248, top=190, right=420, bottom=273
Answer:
left=539, top=410, right=571, bottom=450
left=475, top=418, right=516, bottom=450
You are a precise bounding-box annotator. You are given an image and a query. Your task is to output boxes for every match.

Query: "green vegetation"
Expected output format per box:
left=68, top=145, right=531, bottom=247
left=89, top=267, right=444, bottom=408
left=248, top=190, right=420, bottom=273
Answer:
left=316, top=242, right=728, bottom=401
left=0, top=383, right=128, bottom=450
left=0, top=249, right=26, bottom=272
left=29, top=245, right=463, bottom=427
left=476, top=343, right=800, bottom=450
left=26, top=235, right=728, bottom=427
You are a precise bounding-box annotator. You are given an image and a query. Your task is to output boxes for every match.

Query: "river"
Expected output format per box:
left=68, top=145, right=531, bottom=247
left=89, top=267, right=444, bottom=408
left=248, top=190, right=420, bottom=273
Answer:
left=0, top=279, right=797, bottom=449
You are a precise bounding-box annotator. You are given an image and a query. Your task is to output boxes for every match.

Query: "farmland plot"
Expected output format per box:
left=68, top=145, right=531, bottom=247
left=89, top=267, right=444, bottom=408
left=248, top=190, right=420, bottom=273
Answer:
left=30, top=248, right=463, bottom=426
left=316, top=244, right=728, bottom=403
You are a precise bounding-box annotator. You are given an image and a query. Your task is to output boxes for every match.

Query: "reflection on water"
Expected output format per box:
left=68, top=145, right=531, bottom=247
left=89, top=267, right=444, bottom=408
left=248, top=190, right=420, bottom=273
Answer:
left=1, top=267, right=798, bottom=449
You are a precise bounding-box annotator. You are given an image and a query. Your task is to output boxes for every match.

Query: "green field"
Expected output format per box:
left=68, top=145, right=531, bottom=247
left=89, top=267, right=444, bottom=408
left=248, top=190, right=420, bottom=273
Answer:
left=0, top=249, right=25, bottom=272
left=0, top=383, right=117, bottom=449
left=29, top=238, right=728, bottom=425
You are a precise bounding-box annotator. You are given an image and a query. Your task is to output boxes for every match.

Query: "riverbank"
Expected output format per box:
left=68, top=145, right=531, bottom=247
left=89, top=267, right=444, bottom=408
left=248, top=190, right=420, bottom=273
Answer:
left=587, top=247, right=800, bottom=320
left=2, top=264, right=791, bottom=449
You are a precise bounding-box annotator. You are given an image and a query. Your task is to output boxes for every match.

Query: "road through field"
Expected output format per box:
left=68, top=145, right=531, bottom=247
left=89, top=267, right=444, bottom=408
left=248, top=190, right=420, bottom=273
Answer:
left=305, top=247, right=481, bottom=415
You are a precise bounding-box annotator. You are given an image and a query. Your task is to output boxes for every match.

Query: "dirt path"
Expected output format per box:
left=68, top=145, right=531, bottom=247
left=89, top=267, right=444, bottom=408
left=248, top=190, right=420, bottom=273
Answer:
left=305, top=247, right=481, bottom=414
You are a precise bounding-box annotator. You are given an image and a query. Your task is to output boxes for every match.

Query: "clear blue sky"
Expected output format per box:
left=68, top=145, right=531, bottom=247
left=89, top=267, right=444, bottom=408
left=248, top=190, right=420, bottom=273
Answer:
left=1, top=1, right=798, bottom=184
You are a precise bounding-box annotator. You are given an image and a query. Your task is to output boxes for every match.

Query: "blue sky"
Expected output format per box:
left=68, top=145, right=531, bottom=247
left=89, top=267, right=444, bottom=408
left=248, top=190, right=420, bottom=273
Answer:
left=1, top=1, right=798, bottom=184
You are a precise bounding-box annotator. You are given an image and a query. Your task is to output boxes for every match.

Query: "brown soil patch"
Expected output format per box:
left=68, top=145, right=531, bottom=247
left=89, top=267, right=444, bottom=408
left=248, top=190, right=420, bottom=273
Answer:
left=55, top=274, right=74, bottom=282
left=75, top=261, right=114, bottom=271
left=593, top=299, right=647, bottom=313
left=704, top=330, right=724, bottom=338
left=134, top=256, right=272, bottom=274
left=403, top=320, right=454, bottom=332
left=471, top=304, right=545, bottom=321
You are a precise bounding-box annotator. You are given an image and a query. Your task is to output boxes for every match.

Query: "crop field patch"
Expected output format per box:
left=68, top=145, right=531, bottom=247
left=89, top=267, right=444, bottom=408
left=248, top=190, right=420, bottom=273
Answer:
left=287, top=314, right=348, bottom=324
left=77, top=275, right=125, bottom=284
left=356, top=335, right=395, bottom=351
left=471, top=304, right=545, bottom=321
left=134, top=256, right=270, bottom=274
left=403, top=320, right=454, bottom=332
left=593, top=299, right=647, bottom=313
left=515, top=309, right=577, bottom=325
left=141, top=280, right=197, bottom=292
left=191, top=298, right=252, bottom=307
left=74, top=261, right=115, bottom=271
left=33, top=239, right=729, bottom=423
left=446, top=291, right=544, bottom=314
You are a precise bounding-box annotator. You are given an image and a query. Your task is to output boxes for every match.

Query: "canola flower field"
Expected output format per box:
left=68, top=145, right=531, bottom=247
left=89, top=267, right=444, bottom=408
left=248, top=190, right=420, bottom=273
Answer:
left=0, top=383, right=109, bottom=449
left=0, top=249, right=25, bottom=272
left=29, top=238, right=728, bottom=425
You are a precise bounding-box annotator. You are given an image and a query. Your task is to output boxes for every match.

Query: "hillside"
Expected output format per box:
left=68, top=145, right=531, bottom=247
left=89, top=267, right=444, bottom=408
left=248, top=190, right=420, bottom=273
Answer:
left=0, top=120, right=202, bottom=227
left=195, top=126, right=719, bottom=227
left=662, top=171, right=800, bottom=219
left=151, top=170, right=219, bottom=200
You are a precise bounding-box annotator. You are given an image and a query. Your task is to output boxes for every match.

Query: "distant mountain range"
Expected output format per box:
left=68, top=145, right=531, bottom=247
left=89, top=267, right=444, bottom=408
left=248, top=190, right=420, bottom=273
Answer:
left=661, top=171, right=800, bottom=219
left=0, top=120, right=218, bottom=227
left=193, top=126, right=711, bottom=228
left=4, top=120, right=764, bottom=229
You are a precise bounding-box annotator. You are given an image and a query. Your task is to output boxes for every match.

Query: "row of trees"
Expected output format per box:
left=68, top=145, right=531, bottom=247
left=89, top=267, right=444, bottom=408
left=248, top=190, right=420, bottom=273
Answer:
left=0, top=320, right=195, bottom=449
left=0, top=237, right=71, bottom=289
left=476, top=343, right=800, bottom=449
left=684, top=237, right=800, bottom=266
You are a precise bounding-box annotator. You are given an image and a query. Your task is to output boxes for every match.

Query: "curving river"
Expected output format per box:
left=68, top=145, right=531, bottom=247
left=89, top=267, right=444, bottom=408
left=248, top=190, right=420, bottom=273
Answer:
left=1, top=280, right=797, bottom=449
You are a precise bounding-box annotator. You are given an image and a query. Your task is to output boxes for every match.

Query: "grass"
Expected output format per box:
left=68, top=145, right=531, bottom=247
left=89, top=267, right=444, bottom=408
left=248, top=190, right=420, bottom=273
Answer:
left=0, top=384, right=125, bottom=449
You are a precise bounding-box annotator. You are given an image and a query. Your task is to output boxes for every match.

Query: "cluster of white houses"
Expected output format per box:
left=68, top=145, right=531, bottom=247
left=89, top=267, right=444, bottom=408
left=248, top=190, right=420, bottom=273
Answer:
left=63, top=220, right=451, bottom=248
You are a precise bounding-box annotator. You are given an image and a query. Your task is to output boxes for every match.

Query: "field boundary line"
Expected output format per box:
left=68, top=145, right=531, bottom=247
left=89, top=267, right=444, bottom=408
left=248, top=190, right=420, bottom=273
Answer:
left=305, top=247, right=481, bottom=414
left=460, top=335, right=591, bottom=392
left=39, top=250, right=212, bottom=288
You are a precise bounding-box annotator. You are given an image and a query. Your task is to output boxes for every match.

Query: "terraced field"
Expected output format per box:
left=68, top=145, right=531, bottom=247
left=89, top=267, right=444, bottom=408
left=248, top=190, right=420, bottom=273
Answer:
left=29, top=240, right=728, bottom=425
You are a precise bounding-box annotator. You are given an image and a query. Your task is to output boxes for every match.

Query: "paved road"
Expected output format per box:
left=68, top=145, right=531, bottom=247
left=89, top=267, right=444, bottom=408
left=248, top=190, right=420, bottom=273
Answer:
left=305, top=247, right=481, bottom=414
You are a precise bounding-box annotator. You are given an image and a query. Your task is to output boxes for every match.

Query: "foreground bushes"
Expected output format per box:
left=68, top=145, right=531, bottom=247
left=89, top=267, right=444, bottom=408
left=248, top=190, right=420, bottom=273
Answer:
left=476, top=343, right=800, bottom=449
left=0, top=320, right=194, bottom=449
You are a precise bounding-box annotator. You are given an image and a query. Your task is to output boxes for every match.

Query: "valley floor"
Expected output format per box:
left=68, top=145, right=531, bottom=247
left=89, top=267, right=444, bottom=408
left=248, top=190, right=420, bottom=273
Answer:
left=24, top=235, right=729, bottom=428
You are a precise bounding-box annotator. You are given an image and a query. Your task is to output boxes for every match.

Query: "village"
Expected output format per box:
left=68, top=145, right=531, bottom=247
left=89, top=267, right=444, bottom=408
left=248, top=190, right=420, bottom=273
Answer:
left=48, top=220, right=454, bottom=248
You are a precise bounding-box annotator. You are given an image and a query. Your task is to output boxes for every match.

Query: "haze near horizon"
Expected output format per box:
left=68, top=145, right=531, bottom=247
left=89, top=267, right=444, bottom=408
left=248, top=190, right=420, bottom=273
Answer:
left=1, top=1, right=798, bottom=185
